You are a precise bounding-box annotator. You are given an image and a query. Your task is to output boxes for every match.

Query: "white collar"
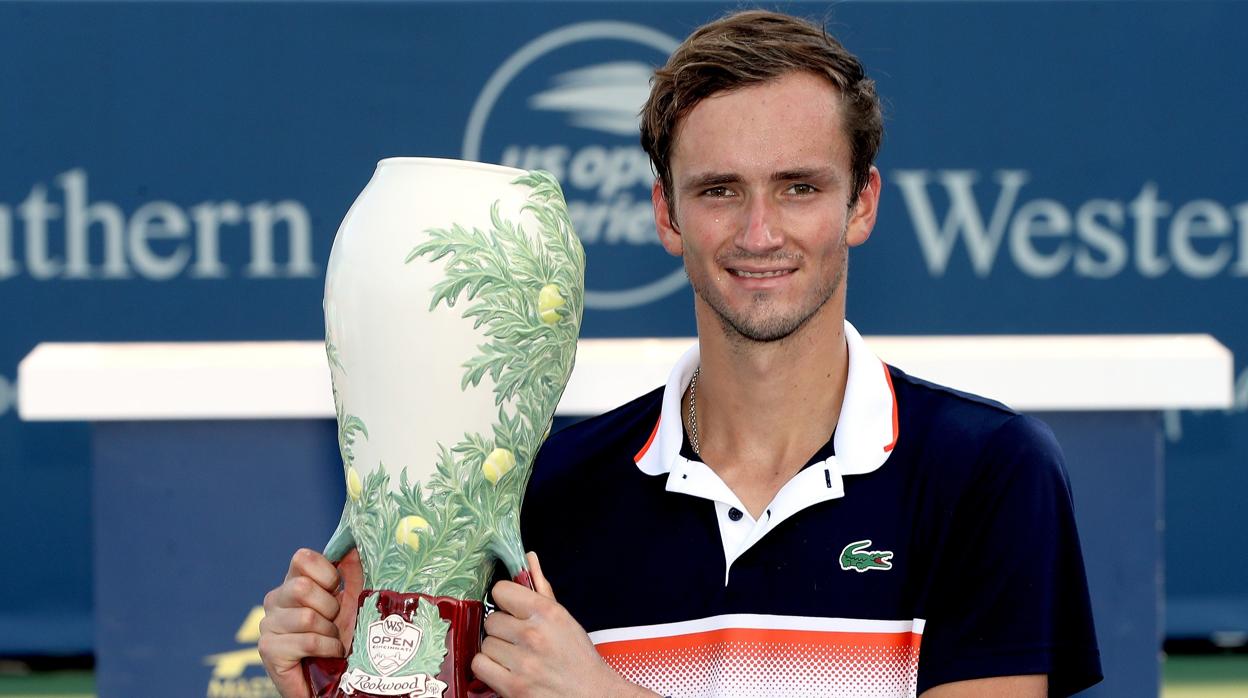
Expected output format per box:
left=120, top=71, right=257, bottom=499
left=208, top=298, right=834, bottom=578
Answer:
left=634, top=319, right=898, bottom=479
left=631, top=320, right=900, bottom=581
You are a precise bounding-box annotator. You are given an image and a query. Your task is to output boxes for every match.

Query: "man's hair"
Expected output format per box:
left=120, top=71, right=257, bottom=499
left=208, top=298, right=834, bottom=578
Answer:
left=640, top=10, right=883, bottom=210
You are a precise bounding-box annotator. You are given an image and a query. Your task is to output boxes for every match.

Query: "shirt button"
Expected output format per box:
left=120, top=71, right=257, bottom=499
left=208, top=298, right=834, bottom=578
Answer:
left=728, top=507, right=744, bottom=521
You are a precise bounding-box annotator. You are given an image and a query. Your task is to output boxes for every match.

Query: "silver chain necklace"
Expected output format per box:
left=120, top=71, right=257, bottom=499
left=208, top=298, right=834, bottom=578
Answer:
left=688, top=366, right=701, bottom=456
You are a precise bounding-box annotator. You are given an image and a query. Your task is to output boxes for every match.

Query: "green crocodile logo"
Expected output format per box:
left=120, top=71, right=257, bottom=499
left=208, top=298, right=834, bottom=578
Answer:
left=839, top=539, right=893, bottom=572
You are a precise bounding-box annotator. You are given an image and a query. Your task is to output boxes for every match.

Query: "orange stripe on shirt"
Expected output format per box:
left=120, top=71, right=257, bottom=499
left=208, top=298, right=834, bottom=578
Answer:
left=596, top=626, right=921, bottom=658
left=881, top=361, right=899, bottom=452
left=633, top=416, right=661, bottom=463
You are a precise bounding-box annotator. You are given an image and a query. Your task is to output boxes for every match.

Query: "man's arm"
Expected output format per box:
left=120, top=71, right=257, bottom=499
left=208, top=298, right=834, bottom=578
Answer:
left=921, top=675, right=1046, bottom=697
left=917, top=414, right=1100, bottom=695
left=472, top=552, right=659, bottom=698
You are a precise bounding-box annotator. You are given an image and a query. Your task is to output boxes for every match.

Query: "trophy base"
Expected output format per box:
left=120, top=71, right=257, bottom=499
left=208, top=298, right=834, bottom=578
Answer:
left=303, top=590, right=495, bottom=698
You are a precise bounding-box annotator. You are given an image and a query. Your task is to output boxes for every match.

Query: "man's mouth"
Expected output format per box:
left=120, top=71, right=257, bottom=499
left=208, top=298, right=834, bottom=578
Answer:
left=729, top=269, right=793, bottom=278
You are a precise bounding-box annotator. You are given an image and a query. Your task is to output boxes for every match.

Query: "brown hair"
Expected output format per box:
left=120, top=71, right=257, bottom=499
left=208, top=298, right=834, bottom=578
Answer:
left=640, top=10, right=883, bottom=210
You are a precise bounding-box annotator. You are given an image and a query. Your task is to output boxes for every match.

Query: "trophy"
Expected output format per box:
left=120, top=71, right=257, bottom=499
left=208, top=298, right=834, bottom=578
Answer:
left=305, top=158, right=584, bottom=697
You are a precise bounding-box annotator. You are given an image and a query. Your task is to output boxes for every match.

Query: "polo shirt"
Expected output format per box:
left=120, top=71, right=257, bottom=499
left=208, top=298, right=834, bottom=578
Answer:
left=521, top=321, right=1102, bottom=697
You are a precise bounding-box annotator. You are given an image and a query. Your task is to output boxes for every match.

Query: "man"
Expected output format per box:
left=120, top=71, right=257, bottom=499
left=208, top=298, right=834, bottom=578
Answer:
left=260, top=10, right=1101, bottom=697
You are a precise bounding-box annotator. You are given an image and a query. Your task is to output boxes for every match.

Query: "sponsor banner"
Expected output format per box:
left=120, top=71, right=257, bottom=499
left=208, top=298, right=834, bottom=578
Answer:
left=202, top=607, right=281, bottom=698
left=0, top=0, right=1244, bottom=663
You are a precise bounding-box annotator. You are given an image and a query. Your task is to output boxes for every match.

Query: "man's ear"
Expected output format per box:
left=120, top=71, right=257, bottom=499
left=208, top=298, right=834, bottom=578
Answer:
left=652, top=179, right=684, bottom=257
left=846, top=166, right=881, bottom=248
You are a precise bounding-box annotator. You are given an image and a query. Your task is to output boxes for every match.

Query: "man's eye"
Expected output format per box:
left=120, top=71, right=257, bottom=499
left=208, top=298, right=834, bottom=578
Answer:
left=702, top=186, right=732, bottom=198
left=788, top=183, right=817, bottom=195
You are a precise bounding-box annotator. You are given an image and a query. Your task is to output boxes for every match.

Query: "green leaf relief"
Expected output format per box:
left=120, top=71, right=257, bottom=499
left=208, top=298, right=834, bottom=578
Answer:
left=397, top=171, right=582, bottom=589
left=347, top=592, right=382, bottom=676
left=400, top=598, right=451, bottom=677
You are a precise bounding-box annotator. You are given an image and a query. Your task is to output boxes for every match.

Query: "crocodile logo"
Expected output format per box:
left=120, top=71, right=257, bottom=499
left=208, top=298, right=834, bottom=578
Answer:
left=839, top=539, right=893, bottom=572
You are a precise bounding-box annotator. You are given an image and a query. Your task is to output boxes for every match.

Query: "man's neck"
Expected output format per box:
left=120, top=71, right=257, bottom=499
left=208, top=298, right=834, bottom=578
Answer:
left=684, top=303, right=849, bottom=517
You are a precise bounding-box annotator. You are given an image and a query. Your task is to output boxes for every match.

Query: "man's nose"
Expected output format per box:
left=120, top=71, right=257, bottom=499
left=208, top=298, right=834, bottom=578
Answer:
left=736, top=195, right=785, bottom=254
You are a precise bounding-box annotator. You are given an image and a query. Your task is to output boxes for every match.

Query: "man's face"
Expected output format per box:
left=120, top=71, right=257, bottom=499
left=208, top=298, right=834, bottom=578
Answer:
left=653, top=70, right=879, bottom=343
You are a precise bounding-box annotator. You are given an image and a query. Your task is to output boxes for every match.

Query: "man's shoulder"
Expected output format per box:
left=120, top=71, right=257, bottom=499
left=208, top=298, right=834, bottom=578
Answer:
left=529, top=385, right=665, bottom=487
left=888, top=365, right=1064, bottom=469
left=889, top=364, right=1015, bottom=421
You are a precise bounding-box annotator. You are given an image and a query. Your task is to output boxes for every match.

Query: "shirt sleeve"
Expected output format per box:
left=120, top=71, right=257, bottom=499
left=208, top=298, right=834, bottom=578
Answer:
left=916, top=414, right=1102, bottom=696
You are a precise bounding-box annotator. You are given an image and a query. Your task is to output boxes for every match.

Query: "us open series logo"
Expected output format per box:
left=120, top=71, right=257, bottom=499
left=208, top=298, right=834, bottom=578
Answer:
left=464, top=21, right=684, bottom=311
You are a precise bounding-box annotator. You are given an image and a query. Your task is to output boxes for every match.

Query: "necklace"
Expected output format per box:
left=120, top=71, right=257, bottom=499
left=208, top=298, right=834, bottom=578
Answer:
left=688, top=366, right=701, bottom=456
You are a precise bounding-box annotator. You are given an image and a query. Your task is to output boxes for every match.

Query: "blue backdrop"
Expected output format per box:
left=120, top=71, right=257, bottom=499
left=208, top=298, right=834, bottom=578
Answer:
left=1, top=0, right=1244, bottom=659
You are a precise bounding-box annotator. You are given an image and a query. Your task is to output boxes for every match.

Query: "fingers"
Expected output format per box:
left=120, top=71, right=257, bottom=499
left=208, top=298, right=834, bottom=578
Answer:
left=480, top=634, right=523, bottom=671
left=470, top=651, right=512, bottom=696
left=262, top=549, right=347, bottom=643
left=526, top=551, right=556, bottom=600
left=492, top=554, right=561, bottom=620
left=286, top=547, right=340, bottom=591
left=258, top=630, right=346, bottom=663
left=483, top=605, right=527, bottom=644
left=473, top=630, right=533, bottom=697
left=261, top=605, right=340, bottom=638
left=490, top=580, right=550, bottom=621
left=266, top=572, right=341, bottom=622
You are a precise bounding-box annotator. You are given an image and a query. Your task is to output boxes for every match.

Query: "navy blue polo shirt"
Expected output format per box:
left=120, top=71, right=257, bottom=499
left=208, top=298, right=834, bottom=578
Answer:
left=521, top=322, right=1102, bottom=697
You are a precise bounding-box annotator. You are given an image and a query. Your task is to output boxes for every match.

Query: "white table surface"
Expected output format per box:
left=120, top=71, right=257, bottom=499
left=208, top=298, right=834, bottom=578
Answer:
left=17, top=335, right=1234, bottom=421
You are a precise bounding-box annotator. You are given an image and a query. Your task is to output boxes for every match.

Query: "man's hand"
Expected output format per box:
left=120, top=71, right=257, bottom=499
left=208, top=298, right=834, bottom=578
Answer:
left=472, top=552, right=657, bottom=698
left=258, top=548, right=363, bottom=698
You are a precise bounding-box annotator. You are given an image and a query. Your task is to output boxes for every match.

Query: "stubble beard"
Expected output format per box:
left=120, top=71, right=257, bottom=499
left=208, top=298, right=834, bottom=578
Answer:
left=688, top=239, right=848, bottom=345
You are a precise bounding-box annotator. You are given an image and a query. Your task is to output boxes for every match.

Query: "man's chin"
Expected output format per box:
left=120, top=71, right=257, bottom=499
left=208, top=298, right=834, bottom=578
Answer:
left=717, top=311, right=805, bottom=344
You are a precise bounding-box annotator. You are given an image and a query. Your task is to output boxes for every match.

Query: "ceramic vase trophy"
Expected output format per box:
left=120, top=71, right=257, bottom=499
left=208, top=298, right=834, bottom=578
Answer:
left=306, top=158, right=584, bottom=697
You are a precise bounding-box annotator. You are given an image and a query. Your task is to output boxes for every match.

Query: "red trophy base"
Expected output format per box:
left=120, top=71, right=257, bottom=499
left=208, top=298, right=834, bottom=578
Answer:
left=302, top=589, right=501, bottom=698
